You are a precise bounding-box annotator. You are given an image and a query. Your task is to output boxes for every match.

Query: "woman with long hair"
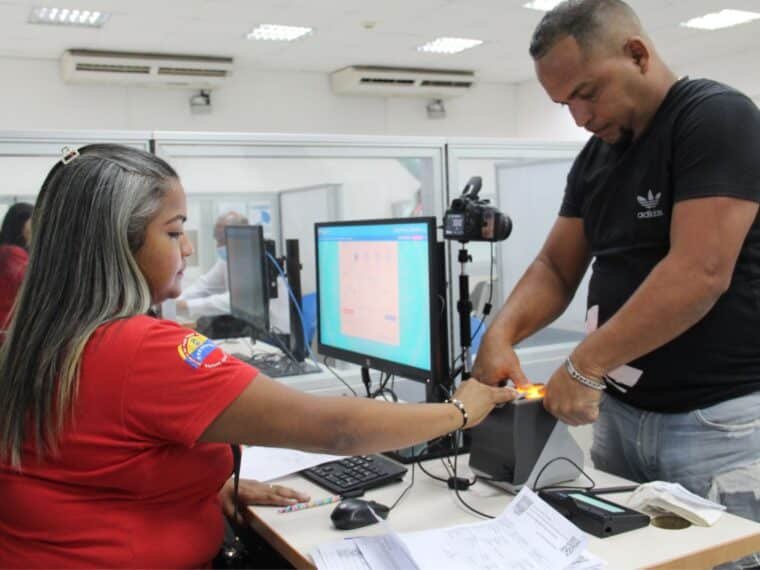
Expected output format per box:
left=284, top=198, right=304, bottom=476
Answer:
left=0, top=201, right=33, bottom=333
left=0, top=144, right=513, bottom=568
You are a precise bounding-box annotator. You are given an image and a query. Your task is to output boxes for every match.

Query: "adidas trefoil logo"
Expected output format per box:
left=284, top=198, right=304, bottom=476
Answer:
left=637, top=190, right=661, bottom=209
left=636, top=189, right=664, bottom=219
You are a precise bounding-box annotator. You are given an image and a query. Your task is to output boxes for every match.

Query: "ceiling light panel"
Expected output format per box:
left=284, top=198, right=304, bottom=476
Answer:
left=681, top=9, right=760, bottom=31
left=29, top=6, right=109, bottom=27
left=246, top=24, right=313, bottom=41
left=417, top=37, right=483, bottom=55
left=523, top=0, right=564, bottom=12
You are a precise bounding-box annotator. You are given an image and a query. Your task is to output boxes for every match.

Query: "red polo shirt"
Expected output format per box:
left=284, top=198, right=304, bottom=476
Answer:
left=0, top=316, right=255, bottom=568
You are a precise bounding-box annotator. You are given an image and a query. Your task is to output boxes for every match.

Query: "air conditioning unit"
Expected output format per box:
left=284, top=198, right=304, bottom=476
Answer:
left=330, top=65, right=476, bottom=98
left=60, top=49, right=234, bottom=88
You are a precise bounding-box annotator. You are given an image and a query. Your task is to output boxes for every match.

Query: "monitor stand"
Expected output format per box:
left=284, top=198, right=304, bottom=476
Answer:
left=384, top=431, right=470, bottom=464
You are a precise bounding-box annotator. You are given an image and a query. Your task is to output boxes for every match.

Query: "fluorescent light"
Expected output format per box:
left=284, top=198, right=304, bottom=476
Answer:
left=29, top=6, right=109, bottom=27
left=523, top=0, right=564, bottom=12
left=246, top=24, right=313, bottom=41
left=681, top=9, right=760, bottom=30
left=417, top=37, right=483, bottom=55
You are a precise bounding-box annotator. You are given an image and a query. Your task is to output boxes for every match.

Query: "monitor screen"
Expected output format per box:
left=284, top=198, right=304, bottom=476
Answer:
left=226, top=225, right=269, bottom=334
left=315, top=217, right=440, bottom=381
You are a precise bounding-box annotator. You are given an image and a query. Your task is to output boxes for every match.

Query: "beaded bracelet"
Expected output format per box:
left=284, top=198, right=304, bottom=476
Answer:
left=564, top=357, right=606, bottom=391
left=446, top=398, right=469, bottom=429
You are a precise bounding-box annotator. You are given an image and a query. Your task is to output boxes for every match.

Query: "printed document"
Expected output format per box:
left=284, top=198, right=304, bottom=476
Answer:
left=312, top=487, right=605, bottom=570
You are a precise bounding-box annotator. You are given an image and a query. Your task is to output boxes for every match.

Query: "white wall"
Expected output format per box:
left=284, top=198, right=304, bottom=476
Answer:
left=512, top=54, right=760, bottom=141
left=3, top=53, right=757, bottom=145
left=514, top=80, right=589, bottom=141
left=0, top=56, right=517, bottom=137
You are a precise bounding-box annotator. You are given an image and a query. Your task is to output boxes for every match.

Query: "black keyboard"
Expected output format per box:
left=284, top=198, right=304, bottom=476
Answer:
left=301, top=454, right=408, bottom=495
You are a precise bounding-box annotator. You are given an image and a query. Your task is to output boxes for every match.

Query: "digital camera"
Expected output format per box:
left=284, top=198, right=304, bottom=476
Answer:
left=443, top=176, right=512, bottom=242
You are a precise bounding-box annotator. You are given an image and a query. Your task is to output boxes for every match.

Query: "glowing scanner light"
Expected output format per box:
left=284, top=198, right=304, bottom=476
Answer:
left=516, top=384, right=545, bottom=400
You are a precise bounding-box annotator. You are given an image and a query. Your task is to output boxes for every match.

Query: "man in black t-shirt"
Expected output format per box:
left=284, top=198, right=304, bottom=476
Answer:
left=473, top=0, right=760, bottom=531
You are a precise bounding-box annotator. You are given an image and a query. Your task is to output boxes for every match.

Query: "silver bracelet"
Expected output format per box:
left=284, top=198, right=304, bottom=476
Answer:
left=564, top=357, right=606, bottom=391
left=446, top=398, right=469, bottom=429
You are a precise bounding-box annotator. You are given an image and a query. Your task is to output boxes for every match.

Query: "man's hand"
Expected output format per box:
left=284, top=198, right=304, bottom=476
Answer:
left=472, top=334, right=530, bottom=388
left=543, top=364, right=602, bottom=426
left=219, top=478, right=310, bottom=519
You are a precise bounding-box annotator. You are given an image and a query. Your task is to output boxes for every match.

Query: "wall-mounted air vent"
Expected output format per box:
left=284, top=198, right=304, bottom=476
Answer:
left=331, top=65, right=476, bottom=98
left=61, top=49, right=233, bottom=88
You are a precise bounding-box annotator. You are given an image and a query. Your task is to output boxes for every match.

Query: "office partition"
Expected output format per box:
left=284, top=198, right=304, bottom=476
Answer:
left=0, top=130, right=151, bottom=199
left=446, top=139, right=586, bottom=372
left=153, top=132, right=448, bottom=296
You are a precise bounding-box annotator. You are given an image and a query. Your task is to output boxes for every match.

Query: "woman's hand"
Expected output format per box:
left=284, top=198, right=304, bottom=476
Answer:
left=451, top=379, right=518, bottom=429
left=219, top=478, right=310, bottom=518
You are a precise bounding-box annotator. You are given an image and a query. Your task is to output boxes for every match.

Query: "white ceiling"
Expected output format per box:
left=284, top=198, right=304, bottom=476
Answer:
left=0, top=0, right=759, bottom=85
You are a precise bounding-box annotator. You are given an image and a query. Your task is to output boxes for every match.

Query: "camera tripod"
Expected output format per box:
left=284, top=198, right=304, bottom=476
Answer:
left=455, top=243, right=476, bottom=381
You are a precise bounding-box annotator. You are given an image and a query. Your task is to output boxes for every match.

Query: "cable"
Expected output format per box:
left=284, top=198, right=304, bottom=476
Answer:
left=265, top=252, right=317, bottom=363
left=417, top=460, right=448, bottom=483
left=453, top=482, right=495, bottom=519
left=532, top=457, right=595, bottom=492
left=267, top=326, right=302, bottom=364
left=370, top=372, right=398, bottom=402
left=322, top=357, right=358, bottom=396
left=388, top=462, right=416, bottom=511
left=450, top=429, right=496, bottom=519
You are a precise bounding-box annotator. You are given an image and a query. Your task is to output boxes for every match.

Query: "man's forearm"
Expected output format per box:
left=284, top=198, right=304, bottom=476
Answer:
left=489, top=256, right=578, bottom=345
left=573, top=254, right=725, bottom=377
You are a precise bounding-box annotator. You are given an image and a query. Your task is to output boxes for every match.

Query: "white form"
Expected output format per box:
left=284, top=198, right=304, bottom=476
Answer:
left=313, top=534, right=419, bottom=570
left=312, top=488, right=602, bottom=570
left=240, top=446, right=345, bottom=482
left=311, top=539, right=371, bottom=570
left=401, top=487, right=587, bottom=570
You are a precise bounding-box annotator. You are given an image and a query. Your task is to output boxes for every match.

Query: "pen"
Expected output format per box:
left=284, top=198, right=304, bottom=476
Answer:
left=277, top=495, right=342, bottom=513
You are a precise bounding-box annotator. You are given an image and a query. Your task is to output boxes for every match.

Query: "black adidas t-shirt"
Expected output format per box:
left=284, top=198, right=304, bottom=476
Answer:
left=561, top=78, right=760, bottom=412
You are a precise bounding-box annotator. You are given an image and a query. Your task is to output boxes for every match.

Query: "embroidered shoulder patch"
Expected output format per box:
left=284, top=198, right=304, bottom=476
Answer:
left=177, top=332, right=228, bottom=369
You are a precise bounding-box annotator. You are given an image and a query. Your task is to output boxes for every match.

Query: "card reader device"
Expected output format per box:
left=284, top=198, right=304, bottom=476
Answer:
left=538, top=489, right=650, bottom=538
left=468, top=390, right=584, bottom=493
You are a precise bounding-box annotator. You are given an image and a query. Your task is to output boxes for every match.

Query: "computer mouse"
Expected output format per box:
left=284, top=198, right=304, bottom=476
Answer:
left=330, top=498, right=390, bottom=531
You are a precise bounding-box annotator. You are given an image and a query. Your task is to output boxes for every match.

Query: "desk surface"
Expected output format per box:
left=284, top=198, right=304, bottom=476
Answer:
left=247, top=456, right=760, bottom=570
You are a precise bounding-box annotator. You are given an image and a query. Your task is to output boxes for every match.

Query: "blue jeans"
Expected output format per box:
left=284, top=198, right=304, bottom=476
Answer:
left=592, top=392, right=760, bottom=568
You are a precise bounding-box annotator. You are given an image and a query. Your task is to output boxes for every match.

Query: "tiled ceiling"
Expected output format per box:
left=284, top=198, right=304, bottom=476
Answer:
left=0, top=0, right=758, bottom=86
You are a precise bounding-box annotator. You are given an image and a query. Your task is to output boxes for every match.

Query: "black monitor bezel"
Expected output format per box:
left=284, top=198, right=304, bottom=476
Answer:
left=225, top=224, right=270, bottom=335
left=314, top=217, right=441, bottom=382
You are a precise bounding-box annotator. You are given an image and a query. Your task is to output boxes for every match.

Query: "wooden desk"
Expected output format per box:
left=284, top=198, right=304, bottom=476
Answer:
left=246, top=456, right=760, bottom=570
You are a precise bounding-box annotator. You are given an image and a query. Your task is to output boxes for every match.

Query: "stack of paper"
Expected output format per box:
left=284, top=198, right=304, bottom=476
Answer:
left=311, top=487, right=606, bottom=570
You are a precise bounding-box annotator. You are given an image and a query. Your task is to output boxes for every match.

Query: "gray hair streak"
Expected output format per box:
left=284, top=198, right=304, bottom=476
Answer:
left=0, top=144, right=178, bottom=466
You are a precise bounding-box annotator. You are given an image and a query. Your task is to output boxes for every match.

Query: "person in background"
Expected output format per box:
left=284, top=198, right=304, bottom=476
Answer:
left=473, top=0, right=760, bottom=541
left=0, top=144, right=514, bottom=568
left=0, top=202, right=33, bottom=333
left=176, top=210, right=248, bottom=320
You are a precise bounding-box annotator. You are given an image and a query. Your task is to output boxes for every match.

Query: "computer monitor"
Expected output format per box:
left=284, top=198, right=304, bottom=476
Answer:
left=226, top=225, right=269, bottom=335
left=315, top=217, right=449, bottom=399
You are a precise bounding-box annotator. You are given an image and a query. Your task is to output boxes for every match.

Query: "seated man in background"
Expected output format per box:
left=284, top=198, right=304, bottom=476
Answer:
left=177, top=211, right=247, bottom=319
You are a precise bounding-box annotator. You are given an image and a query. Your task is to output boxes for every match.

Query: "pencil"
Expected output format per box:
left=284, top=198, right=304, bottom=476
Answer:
left=277, top=495, right=342, bottom=513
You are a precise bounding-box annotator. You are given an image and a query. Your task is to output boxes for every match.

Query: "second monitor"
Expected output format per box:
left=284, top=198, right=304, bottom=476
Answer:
left=226, top=224, right=318, bottom=377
